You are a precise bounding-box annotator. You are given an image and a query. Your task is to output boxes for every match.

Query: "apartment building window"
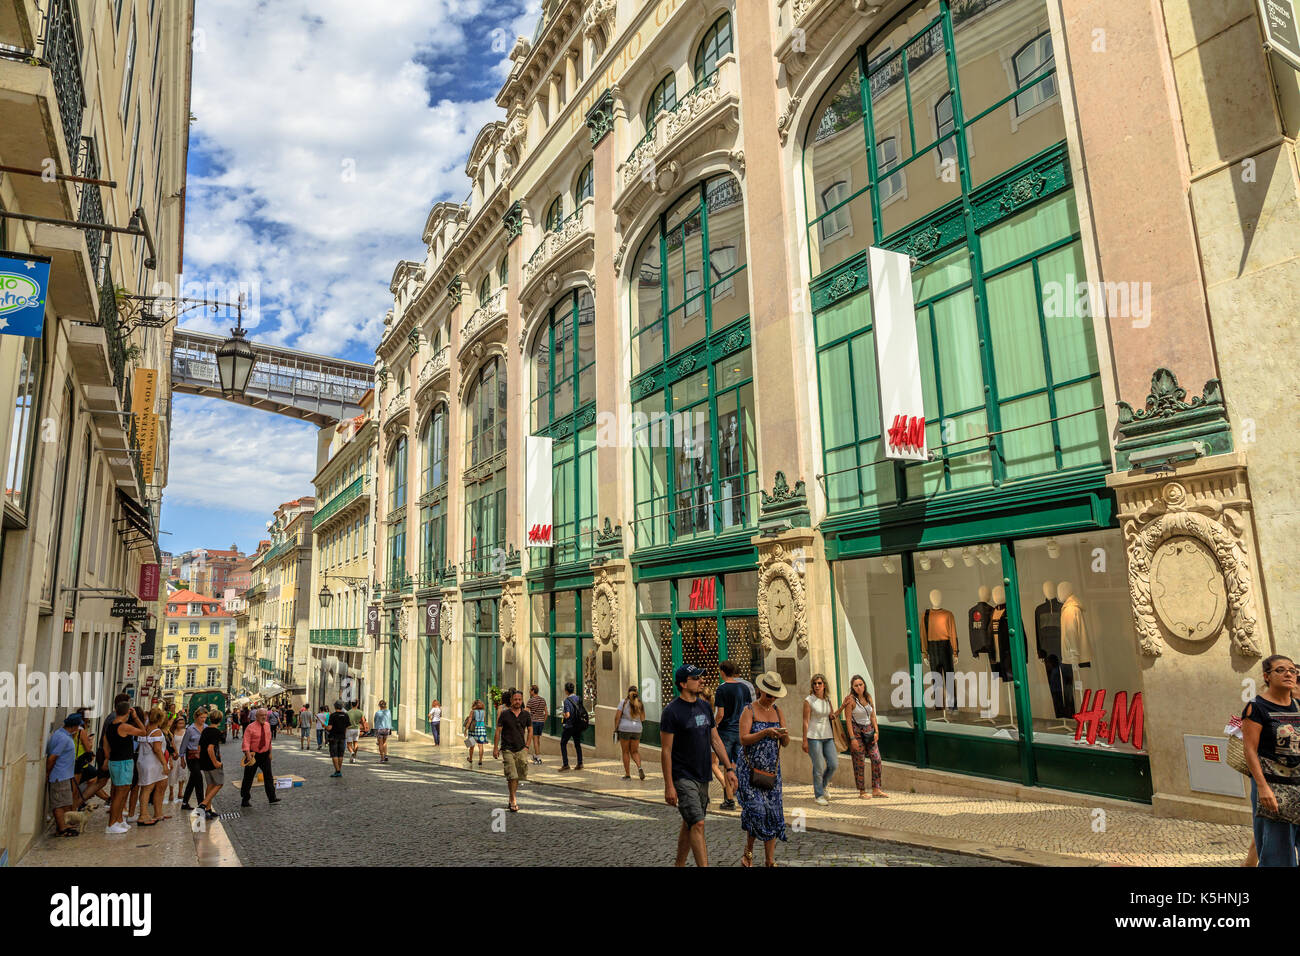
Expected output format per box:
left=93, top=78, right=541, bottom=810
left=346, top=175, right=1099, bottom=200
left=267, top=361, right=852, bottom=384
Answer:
left=935, top=91, right=955, bottom=164
left=209, top=622, right=220, bottom=636
left=645, top=74, right=676, bottom=129
left=629, top=175, right=755, bottom=549
left=693, top=13, right=733, bottom=82
left=120, top=18, right=137, bottom=119
left=463, top=357, right=507, bottom=574
left=574, top=162, right=593, bottom=205
left=207, top=667, right=220, bottom=687
left=164, top=669, right=176, bottom=689
left=388, top=436, right=407, bottom=511
left=166, top=645, right=178, bottom=661
left=422, top=403, right=449, bottom=492
left=167, top=621, right=178, bottom=635
left=126, top=112, right=141, bottom=194
left=1013, top=32, right=1057, bottom=116
left=188, top=623, right=199, bottom=637
left=387, top=521, right=407, bottom=589
left=187, top=642, right=198, bottom=658
left=544, top=196, right=564, bottom=233
left=478, top=274, right=491, bottom=306
left=185, top=668, right=196, bottom=688
left=5, top=334, right=44, bottom=517
left=41, top=382, right=75, bottom=604
left=498, top=255, right=508, bottom=287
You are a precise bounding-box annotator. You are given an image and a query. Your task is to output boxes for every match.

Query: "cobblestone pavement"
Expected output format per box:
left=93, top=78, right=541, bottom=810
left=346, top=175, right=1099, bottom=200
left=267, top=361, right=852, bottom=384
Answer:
left=218, top=739, right=1005, bottom=867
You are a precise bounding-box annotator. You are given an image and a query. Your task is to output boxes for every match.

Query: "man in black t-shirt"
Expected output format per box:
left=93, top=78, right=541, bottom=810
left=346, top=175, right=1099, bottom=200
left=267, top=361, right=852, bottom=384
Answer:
left=493, top=689, right=532, bottom=812
left=197, top=710, right=224, bottom=820
left=661, top=665, right=737, bottom=867
left=326, top=700, right=350, bottom=777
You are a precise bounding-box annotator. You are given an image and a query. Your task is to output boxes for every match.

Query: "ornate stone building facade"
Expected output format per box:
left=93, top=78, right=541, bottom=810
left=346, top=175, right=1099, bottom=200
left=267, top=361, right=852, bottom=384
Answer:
left=369, top=0, right=1299, bottom=824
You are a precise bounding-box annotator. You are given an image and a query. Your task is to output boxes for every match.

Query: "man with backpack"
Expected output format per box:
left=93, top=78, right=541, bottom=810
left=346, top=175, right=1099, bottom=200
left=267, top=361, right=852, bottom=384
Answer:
left=559, top=681, right=587, bottom=771
left=713, top=660, right=752, bottom=810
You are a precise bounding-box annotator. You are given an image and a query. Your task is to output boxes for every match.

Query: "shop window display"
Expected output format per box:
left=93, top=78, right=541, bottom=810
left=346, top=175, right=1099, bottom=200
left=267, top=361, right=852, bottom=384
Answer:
left=832, top=556, right=912, bottom=727
left=1013, top=530, right=1143, bottom=751
left=910, top=547, right=1016, bottom=737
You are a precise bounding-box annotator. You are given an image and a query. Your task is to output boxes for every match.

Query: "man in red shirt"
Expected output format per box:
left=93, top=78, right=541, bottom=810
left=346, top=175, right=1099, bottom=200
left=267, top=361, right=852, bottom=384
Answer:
left=239, top=708, right=280, bottom=807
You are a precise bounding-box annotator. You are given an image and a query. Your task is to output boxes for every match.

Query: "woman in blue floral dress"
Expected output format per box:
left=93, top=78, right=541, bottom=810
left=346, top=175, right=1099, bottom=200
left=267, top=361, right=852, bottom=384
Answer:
left=735, top=671, right=791, bottom=866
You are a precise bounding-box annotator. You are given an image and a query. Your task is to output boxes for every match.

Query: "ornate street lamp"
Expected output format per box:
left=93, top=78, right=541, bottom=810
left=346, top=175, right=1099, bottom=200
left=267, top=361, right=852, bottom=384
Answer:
left=318, top=584, right=332, bottom=609
left=216, top=324, right=256, bottom=396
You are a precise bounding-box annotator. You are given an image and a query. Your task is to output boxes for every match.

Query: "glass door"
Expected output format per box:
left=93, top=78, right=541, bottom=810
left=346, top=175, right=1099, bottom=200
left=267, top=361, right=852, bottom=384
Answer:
left=386, top=608, right=402, bottom=731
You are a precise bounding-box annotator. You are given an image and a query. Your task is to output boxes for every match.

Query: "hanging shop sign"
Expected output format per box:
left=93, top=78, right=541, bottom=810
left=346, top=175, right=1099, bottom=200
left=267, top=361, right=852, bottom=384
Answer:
left=1259, top=0, right=1300, bottom=71
left=366, top=606, right=380, bottom=636
left=426, top=600, right=441, bottom=636
left=139, top=627, right=156, bottom=667
left=868, top=246, right=928, bottom=462
left=111, top=597, right=137, bottom=617
left=138, top=563, right=160, bottom=601
left=525, top=435, right=554, bottom=547
left=123, top=632, right=140, bottom=682
left=0, top=252, right=51, bottom=338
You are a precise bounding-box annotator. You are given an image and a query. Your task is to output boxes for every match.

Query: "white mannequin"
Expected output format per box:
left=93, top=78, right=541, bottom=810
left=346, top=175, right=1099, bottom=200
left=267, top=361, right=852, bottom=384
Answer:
left=929, top=589, right=943, bottom=608
left=924, top=589, right=954, bottom=716
left=1042, top=581, right=1055, bottom=601
left=1057, top=581, right=1074, bottom=602
left=989, top=585, right=1014, bottom=727
left=978, top=585, right=990, bottom=603
left=992, top=584, right=1005, bottom=605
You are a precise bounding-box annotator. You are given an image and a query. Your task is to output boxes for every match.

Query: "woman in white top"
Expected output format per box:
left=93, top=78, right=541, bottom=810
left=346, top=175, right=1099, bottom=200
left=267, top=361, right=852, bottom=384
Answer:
left=165, top=717, right=186, bottom=804
left=427, top=700, right=442, bottom=745
left=135, top=708, right=171, bottom=825
left=802, top=673, right=838, bottom=805
left=613, top=686, right=646, bottom=781
left=840, top=675, right=887, bottom=799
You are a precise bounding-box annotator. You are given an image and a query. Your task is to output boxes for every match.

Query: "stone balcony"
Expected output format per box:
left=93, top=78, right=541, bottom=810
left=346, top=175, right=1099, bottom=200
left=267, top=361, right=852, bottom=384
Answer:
left=459, top=287, right=507, bottom=357
left=383, top=388, right=410, bottom=429
left=417, top=344, right=451, bottom=396
left=520, top=199, right=594, bottom=309
left=614, top=57, right=741, bottom=221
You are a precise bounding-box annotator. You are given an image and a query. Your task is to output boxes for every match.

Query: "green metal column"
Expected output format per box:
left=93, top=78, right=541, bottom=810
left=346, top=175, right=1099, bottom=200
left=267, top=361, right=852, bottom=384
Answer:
left=1000, top=540, right=1036, bottom=786
left=901, top=550, right=927, bottom=767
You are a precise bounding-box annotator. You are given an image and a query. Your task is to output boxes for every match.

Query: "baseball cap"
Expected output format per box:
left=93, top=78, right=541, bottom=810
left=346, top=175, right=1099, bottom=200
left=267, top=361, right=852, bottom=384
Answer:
left=674, top=664, right=704, bottom=687
left=63, top=714, right=84, bottom=727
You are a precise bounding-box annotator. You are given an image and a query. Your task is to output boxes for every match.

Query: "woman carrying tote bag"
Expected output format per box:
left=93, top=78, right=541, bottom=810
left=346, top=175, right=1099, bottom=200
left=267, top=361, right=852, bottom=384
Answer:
left=1242, top=654, right=1300, bottom=866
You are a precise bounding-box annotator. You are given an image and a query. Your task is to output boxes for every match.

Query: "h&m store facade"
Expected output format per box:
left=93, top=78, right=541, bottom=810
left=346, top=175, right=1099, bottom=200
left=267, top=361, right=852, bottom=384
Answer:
left=374, top=0, right=1277, bottom=823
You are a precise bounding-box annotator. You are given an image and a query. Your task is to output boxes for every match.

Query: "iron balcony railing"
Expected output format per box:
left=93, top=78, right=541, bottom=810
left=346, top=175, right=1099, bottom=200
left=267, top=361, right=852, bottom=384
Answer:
left=42, top=0, right=85, bottom=167
left=97, top=253, right=129, bottom=398
left=259, top=658, right=274, bottom=672
left=310, top=628, right=361, bottom=648
left=78, top=136, right=105, bottom=268
left=313, top=474, right=368, bottom=528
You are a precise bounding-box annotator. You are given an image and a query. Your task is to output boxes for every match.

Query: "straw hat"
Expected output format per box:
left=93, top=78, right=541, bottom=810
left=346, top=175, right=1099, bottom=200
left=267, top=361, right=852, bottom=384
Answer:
left=754, top=671, right=787, bottom=699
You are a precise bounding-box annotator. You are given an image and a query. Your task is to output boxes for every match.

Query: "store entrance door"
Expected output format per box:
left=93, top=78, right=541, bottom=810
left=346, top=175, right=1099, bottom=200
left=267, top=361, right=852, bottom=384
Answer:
left=463, top=596, right=499, bottom=733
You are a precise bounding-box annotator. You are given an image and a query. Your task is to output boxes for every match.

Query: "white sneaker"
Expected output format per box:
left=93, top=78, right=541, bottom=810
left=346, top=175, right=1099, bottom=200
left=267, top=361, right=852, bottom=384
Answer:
left=815, top=796, right=830, bottom=806
left=105, top=822, right=131, bottom=834
left=126, top=814, right=138, bottom=822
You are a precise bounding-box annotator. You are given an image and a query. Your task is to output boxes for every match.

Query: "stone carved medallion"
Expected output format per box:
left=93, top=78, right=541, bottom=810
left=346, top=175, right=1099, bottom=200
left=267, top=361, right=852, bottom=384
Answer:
left=758, top=543, right=807, bottom=652
left=1150, top=536, right=1227, bottom=641
left=592, top=568, right=620, bottom=648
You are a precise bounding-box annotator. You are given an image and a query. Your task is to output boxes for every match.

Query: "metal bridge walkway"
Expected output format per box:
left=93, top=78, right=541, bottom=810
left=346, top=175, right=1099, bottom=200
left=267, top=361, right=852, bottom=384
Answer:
left=171, top=328, right=373, bottom=425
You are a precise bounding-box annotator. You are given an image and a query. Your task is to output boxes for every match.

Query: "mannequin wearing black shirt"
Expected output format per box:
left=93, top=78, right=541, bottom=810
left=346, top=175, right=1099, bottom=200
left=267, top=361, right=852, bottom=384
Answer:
left=1035, top=583, right=1074, bottom=718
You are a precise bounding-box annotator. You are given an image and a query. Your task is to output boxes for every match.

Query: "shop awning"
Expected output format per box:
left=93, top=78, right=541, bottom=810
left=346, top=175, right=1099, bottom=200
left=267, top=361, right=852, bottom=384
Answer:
left=114, top=488, right=154, bottom=542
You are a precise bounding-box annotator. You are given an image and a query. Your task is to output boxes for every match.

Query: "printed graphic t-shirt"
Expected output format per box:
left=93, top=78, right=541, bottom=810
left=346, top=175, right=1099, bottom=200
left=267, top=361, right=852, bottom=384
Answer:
left=660, top=696, right=716, bottom=784
left=1243, top=695, right=1300, bottom=785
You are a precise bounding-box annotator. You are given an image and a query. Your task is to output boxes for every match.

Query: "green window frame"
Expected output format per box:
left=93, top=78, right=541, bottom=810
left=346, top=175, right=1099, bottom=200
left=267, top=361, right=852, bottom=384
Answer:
left=645, top=73, right=676, bottom=130
left=693, top=13, right=733, bottom=82
left=388, top=435, right=407, bottom=511
left=464, top=358, right=507, bottom=575
left=544, top=195, right=564, bottom=233
left=420, top=499, right=446, bottom=583
left=529, top=588, right=594, bottom=742
left=421, top=402, right=448, bottom=494
left=574, top=161, right=593, bottom=205
left=498, top=254, right=508, bottom=287
left=477, top=274, right=491, bottom=305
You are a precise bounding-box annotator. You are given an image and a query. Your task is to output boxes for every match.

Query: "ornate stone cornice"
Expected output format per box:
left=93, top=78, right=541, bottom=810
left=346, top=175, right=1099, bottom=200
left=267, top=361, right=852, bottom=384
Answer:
left=759, top=471, right=811, bottom=530
left=446, top=274, right=464, bottom=305
left=1115, top=368, right=1232, bottom=469
left=502, top=200, right=523, bottom=242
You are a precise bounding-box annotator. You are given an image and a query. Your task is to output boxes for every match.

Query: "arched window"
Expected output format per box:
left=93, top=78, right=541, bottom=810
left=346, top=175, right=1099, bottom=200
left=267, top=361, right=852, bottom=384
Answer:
left=1013, top=32, right=1056, bottom=115
left=420, top=403, right=449, bottom=580
left=876, top=136, right=903, bottom=201
left=645, top=73, right=676, bottom=129
left=463, top=357, right=507, bottom=572
left=935, top=92, right=955, bottom=164
left=498, top=254, right=508, bottom=287
left=629, top=175, right=755, bottom=548
left=544, top=195, right=564, bottom=232
left=693, top=13, right=733, bottom=82
left=478, top=274, right=491, bottom=305
left=388, top=435, right=407, bottom=511
left=421, top=403, right=448, bottom=493
left=574, top=161, right=593, bottom=206
left=386, top=435, right=408, bottom=589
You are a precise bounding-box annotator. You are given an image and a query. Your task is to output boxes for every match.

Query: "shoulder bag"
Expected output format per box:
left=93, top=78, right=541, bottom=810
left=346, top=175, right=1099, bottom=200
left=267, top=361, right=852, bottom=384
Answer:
left=746, top=705, right=779, bottom=791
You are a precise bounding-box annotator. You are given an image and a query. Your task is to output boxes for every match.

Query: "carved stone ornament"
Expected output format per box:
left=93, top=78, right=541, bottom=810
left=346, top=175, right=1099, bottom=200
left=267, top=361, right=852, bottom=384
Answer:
left=592, top=568, right=620, bottom=648
left=499, top=590, right=517, bottom=645
left=777, top=93, right=800, bottom=145
left=652, top=160, right=681, bottom=195
left=1123, top=480, right=1261, bottom=658
left=583, top=0, right=616, bottom=38
left=613, top=240, right=628, bottom=276
left=440, top=598, right=455, bottom=644
left=728, top=149, right=746, bottom=176
left=757, top=543, right=808, bottom=652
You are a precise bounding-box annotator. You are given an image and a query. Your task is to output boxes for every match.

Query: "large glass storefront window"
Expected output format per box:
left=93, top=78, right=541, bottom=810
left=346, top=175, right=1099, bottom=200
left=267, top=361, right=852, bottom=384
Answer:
left=808, top=0, right=1104, bottom=513
left=463, top=596, right=500, bottom=730
left=529, top=588, right=595, bottom=742
left=832, top=556, right=912, bottom=728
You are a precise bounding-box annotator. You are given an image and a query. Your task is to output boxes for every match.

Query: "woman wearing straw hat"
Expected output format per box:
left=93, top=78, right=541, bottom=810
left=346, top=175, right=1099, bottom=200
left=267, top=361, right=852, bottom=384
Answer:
left=735, top=671, right=790, bottom=867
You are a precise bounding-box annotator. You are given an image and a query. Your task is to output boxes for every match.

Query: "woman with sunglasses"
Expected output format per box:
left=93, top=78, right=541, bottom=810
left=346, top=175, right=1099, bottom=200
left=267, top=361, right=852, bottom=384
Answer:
left=736, top=671, right=789, bottom=867
left=614, top=686, right=647, bottom=780
left=842, top=675, right=887, bottom=798
left=1242, top=654, right=1300, bottom=866
left=802, top=673, right=838, bottom=805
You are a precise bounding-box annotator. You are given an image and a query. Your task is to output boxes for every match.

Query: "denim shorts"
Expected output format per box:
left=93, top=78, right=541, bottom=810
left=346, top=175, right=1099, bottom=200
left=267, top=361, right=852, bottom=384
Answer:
left=532, top=721, right=545, bottom=737
left=718, top=730, right=740, bottom=766
left=674, top=776, right=709, bottom=826
left=109, top=759, right=134, bottom=787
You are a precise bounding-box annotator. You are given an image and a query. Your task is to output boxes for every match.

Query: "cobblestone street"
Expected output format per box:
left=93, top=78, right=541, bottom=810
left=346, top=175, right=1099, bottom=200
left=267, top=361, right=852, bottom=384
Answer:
left=216, top=738, right=1002, bottom=867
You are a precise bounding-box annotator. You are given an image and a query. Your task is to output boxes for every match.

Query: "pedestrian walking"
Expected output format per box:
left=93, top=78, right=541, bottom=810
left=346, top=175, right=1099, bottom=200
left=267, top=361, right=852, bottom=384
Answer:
left=559, top=682, right=585, bottom=771
left=240, top=708, right=280, bottom=806
left=493, top=689, right=532, bottom=813
left=267, top=707, right=280, bottom=739
left=315, top=705, right=329, bottom=750
left=427, top=700, right=441, bottom=745
left=326, top=700, right=350, bottom=777
left=166, top=717, right=186, bottom=804
left=346, top=700, right=367, bottom=762
left=713, top=661, right=752, bottom=810
left=135, top=708, right=171, bottom=826
left=1242, top=654, right=1300, bottom=866
left=464, top=700, right=487, bottom=766
left=373, top=701, right=393, bottom=762
left=660, top=664, right=737, bottom=867
left=802, top=673, right=838, bottom=805
left=104, top=699, right=146, bottom=833
left=841, top=675, right=887, bottom=798
left=526, top=686, right=547, bottom=764
left=736, top=672, right=790, bottom=867
left=614, top=686, right=646, bottom=780
left=180, top=710, right=207, bottom=810
left=196, top=710, right=225, bottom=820
left=299, top=704, right=312, bottom=750
left=125, top=705, right=147, bottom=823
left=45, top=715, right=82, bottom=837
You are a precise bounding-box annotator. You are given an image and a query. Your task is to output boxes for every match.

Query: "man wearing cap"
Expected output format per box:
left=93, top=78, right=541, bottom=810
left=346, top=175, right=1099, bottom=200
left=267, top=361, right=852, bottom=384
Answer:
left=45, top=716, right=82, bottom=836
left=660, top=664, right=738, bottom=867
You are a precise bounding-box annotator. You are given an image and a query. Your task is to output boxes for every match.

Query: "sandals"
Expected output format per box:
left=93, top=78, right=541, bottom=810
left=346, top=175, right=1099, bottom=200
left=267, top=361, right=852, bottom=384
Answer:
left=872, top=790, right=889, bottom=798
left=508, top=804, right=519, bottom=812
left=741, top=848, right=753, bottom=867
left=57, top=827, right=80, bottom=838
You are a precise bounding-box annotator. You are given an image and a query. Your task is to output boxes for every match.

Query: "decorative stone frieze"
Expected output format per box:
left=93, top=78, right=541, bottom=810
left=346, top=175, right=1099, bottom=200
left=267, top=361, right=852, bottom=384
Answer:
left=755, top=536, right=813, bottom=653
left=777, top=94, right=800, bottom=145
left=439, top=591, right=457, bottom=644
left=502, top=200, right=523, bottom=242
left=594, top=517, right=623, bottom=560
left=759, top=470, right=811, bottom=530
left=583, top=0, right=615, bottom=39
left=446, top=274, right=464, bottom=305
left=1115, top=368, right=1232, bottom=469
left=1110, top=458, right=1264, bottom=659
left=591, top=566, right=621, bottom=649
left=499, top=587, right=519, bottom=645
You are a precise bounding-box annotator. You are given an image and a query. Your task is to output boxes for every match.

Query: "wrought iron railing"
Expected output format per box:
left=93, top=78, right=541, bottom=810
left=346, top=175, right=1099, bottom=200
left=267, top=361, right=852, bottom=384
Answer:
left=97, top=255, right=128, bottom=397
left=78, top=136, right=105, bottom=268
left=42, top=0, right=85, bottom=165
left=310, top=628, right=361, bottom=647
left=313, top=474, right=367, bottom=528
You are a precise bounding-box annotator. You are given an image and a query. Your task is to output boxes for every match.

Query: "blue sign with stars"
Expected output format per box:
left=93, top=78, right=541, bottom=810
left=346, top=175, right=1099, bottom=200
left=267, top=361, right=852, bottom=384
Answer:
left=0, top=252, right=51, bottom=339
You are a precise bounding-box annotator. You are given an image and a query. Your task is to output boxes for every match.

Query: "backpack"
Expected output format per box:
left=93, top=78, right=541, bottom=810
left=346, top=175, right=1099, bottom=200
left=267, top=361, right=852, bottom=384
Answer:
left=568, top=694, right=590, bottom=733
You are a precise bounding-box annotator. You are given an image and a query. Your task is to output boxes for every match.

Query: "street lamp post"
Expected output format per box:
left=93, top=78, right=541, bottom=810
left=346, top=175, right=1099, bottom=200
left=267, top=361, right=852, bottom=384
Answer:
left=216, top=299, right=257, bottom=396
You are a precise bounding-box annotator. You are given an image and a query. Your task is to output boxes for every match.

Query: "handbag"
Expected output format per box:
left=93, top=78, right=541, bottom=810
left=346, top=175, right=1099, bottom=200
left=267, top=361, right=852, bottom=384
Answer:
left=241, top=751, right=256, bottom=767
left=1255, top=782, right=1300, bottom=826
left=749, top=766, right=777, bottom=791
left=1226, top=735, right=1249, bottom=775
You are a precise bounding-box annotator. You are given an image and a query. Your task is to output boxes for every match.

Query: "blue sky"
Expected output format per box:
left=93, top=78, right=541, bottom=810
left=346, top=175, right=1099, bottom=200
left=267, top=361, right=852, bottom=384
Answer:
left=160, top=0, right=540, bottom=560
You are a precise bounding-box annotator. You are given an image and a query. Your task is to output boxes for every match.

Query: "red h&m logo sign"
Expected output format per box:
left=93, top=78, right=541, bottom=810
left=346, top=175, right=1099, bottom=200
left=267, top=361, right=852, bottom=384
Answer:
left=527, top=524, right=552, bottom=545
left=887, top=415, right=925, bottom=454
left=1073, top=689, right=1144, bottom=750
left=688, top=577, right=716, bottom=611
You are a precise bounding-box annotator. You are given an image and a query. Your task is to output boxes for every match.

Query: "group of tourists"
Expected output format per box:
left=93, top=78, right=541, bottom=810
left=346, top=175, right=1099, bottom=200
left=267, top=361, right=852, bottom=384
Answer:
left=318, top=699, right=393, bottom=776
